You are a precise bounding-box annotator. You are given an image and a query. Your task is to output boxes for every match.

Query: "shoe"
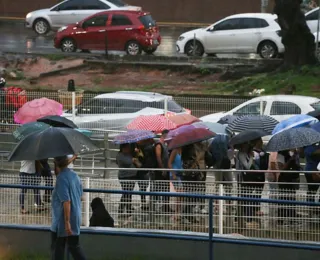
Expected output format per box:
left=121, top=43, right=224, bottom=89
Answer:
left=34, top=203, right=46, bottom=211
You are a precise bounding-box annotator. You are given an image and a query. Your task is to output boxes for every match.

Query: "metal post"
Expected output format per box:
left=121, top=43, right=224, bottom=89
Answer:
left=103, top=133, right=110, bottom=179
left=208, top=198, right=213, bottom=260
left=218, top=184, right=224, bottom=234
left=105, top=30, right=108, bottom=58
left=72, top=91, right=76, bottom=122
left=84, top=177, right=90, bottom=227
left=316, top=1, right=320, bottom=58
left=193, top=33, right=196, bottom=56
left=260, top=99, right=264, bottom=115
left=164, top=97, right=168, bottom=116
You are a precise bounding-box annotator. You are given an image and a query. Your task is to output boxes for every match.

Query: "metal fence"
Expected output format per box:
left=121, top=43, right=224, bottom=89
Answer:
left=0, top=169, right=319, bottom=243
left=0, top=90, right=250, bottom=132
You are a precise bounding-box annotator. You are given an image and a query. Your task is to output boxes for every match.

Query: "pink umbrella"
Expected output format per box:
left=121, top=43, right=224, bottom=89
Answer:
left=14, top=98, right=63, bottom=124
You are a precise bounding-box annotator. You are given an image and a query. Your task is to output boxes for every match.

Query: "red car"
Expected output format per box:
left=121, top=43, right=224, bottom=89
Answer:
left=54, top=10, right=161, bottom=55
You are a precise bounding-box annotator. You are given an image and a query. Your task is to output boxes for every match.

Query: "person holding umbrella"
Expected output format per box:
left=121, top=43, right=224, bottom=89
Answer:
left=51, top=155, right=86, bottom=260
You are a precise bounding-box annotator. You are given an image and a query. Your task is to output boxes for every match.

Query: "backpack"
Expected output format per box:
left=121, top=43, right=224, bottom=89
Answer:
left=4, top=87, right=27, bottom=109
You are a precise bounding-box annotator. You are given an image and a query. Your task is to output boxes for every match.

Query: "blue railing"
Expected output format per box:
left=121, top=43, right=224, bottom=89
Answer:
left=0, top=183, right=320, bottom=260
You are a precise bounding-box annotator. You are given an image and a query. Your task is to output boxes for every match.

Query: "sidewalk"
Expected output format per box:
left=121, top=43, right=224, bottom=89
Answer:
left=0, top=16, right=208, bottom=28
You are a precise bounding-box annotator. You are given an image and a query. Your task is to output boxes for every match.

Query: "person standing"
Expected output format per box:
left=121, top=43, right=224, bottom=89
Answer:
left=19, top=160, right=43, bottom=214
left=51, top=155, right=86, bottom=260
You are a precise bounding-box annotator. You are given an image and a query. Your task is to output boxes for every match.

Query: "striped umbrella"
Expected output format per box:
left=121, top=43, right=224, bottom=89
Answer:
left=217, top=115, right=238, bottom=125
left=126, top=115, right=177, bottom=133
left=226, top=115, right=278, bottom=135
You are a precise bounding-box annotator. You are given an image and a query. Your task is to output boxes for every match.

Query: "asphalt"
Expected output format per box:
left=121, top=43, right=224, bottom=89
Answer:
left=0, top=21, right=190, bottom=57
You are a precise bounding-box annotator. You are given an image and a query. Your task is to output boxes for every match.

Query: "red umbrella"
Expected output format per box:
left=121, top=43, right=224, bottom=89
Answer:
left=168, top=114, right=200, bottom=126
left=168, top=128, right=215, bottom=150
left=127, top=115, right=177, bottom=133
left=14, top=98, right=63, bottom=124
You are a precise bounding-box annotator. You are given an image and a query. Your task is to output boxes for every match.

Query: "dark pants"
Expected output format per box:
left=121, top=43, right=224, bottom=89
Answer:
left=19, top=172, right=41, bottom=210
left=41, top=170, right=53, bottom=202
left=237, top=182, right=264, bottom=228
left=182, top=175, right=199, bottom=222
left=150, top=171, right=170, bottom=205
left=51, top=232, right=86, bottom=260
left=305, top=173, right=320, bottom=203
left=118, top=176, right=136, bottom=214
left=277, top=183, right=297, bottom=222
left=137, top=171, right=149, bottom=205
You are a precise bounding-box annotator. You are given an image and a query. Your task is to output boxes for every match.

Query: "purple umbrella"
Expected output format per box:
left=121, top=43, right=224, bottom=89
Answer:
left=165, top=125, right=197, bottom=140
left=114, top=130, right=156, bottom=144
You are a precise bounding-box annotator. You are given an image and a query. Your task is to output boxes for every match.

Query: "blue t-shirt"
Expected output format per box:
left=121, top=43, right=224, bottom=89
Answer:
left=51, top=168, right=83, bottom=237
left=304, top=143, right=320, bottom=172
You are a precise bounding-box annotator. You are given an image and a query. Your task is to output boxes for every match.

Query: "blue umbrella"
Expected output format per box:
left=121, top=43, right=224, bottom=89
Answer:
left=114, top=130, right=156, bottom=144
left=193, top=121, right=229, bottom=135
left=311, top=122, right=320, bottom=133
left=272, top=115, right=319, bottom=135
left=266, top=127, right=320, bottom=152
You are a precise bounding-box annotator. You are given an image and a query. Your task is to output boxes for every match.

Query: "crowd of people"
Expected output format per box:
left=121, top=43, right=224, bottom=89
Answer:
left=116, top=129, right=320, bottom=228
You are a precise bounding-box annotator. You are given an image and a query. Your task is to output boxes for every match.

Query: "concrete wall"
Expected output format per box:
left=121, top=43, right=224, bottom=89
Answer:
left=0, top=225, right=319, bottom=260
left=0, top=0, right=261, bottom=24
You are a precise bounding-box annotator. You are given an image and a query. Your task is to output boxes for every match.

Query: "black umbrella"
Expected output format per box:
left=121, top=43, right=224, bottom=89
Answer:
left=266, top=127, right=320, bottom=152
left=37, top=115, right=78, bottom=129
left=230, top=130, right=269, bottom=146
left=8, top=127, right=99, bottom=161
left=307, top=109, right=320, bottom=120
left=217, top=115, right=238, bottom=125
left=226, top=115, right=278, bottom=134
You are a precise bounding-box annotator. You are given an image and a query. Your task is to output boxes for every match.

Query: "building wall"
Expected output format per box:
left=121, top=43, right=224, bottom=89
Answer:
left=0, top=0, right=261, bottom=24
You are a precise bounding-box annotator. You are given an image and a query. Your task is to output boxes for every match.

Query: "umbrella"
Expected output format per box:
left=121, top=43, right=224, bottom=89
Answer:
left=8, top=127, right=99, bottom=161
left=166, top=125, right=197, bottom=140
left=168, top=128, right=215, bottom=150
left=114, top=130, right=156, bottom=144
left=217, top=115, right=238, bottom=125
left=311, top=122, right=320, bottom=133
left=127, top=115, right=177, bottom=133
left=75, top=129, right=92, bottom=137
left=168, top=114, right=200, bottom=126
left=14, top=98, right=63, bottom=124
left=226, top=115, right=278, bottom=134
left=12, top=122, right=51, bottom=142
left=266, top=127, right=320, bottom=152
left=307, top=109, right=320, bottom=120
left=272, top=114, right=318, bottom=135
left=229, top=130, right=269, bottom=146
left=37, top=115, right=78, bottom=128
left=193, top=121, right=230, bottom=135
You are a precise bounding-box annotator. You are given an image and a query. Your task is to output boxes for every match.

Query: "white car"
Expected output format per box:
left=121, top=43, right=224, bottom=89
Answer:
left=306, top=7, right=319, bottom=34
left=200, top=95, right=320, bottom=123
left=63, top=91, right=188, bottom=130
left=176, top=13, right=284, bottom=59
left=25, top=0, right=141, bottom=35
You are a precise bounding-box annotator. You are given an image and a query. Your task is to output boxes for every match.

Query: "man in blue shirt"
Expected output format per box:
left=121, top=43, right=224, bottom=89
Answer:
left=51, top=155, right=86, bottom=260
left=304, top=143, right=320, bottom=208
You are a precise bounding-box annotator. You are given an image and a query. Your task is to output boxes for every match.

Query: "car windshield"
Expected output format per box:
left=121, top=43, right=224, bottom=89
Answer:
left=139, top=15, right=156, bottom=28
left=107, top=0, right=126, bottom=7
left=311, top=101, right=320, bottom=110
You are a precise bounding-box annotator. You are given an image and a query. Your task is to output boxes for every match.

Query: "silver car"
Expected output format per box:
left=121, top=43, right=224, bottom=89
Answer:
left=25, top=0, right=141, bottom=35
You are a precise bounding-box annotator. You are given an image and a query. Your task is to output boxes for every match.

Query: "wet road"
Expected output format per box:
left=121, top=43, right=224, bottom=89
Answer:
left=0, top=21, right=190, bottom=56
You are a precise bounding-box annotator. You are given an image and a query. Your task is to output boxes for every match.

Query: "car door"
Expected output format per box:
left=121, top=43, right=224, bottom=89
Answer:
left=48, top=0, right=82, bottom=28
left=305, top=8, right=319, bottom=34
left=77, top=0, right=111, bottom=22
left=232, top=101, right=267, bottom=116
left=75, top=14, right=109, bottom=50
left=236, top=18, right=263, bottom=53
left=270, top=101, right=302, bottom=122
left=107, top=14, right=134, bottom=51
left=204, top=18, right=241, bottom=53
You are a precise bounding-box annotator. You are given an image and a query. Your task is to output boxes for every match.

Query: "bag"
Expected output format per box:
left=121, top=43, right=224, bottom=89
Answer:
left=5, top=87, right=27, bottom=109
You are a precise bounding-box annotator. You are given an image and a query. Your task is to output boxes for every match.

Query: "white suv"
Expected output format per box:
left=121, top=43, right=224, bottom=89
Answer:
left=176, top=13, right=284, bottom=59
left=63, top=91, right=187, bottom=130
left=305, top=7, right=319, bottom=34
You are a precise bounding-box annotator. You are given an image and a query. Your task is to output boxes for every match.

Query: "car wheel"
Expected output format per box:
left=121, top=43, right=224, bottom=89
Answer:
left=258, top=41, right=278, bottom=59
left=61, top=38, right=77, bottom=52
left=33, top=19, right=50, bottom=35
left=144, top=47, right=157, bottom=55
left=126, top=41, right=142, bottom=55
left=185, top=40, right=204, bottom=56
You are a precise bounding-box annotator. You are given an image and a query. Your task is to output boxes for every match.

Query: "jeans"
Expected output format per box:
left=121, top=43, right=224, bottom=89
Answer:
left=118, top=177, right=136, bottom=214
left=51, top=232, right=86, bottom=260
left=19, top=172, right=41, bottom=210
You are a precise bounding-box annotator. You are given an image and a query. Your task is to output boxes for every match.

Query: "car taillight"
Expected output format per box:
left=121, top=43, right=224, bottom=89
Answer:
left=276, top=30, right=282, bottom=37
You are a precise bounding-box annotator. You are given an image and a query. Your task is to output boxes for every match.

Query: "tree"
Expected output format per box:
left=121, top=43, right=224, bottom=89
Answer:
left=274, top=0, right=318, bottom=67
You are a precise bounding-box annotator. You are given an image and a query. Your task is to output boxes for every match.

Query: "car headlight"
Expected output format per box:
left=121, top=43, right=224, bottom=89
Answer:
left=58, top=26, right=67, bottom=32
left=26, top=13, right=32, bottom=19
left=178, top=36, right=185, bottom=41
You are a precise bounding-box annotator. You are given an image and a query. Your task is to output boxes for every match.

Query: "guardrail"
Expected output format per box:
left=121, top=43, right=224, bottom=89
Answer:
left=0, top=182, right=319, bottom=260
